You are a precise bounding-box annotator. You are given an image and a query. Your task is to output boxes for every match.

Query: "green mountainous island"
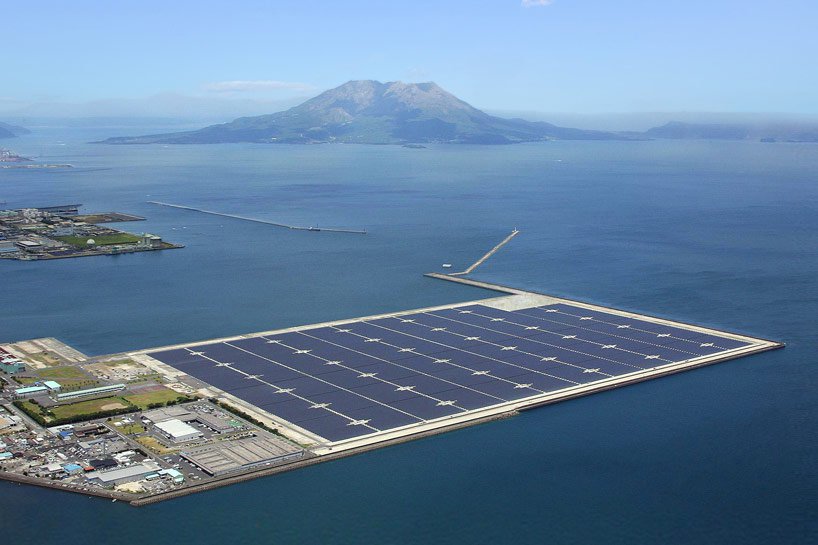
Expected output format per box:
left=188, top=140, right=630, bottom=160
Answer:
left=99, top=80, right=625, bottom=145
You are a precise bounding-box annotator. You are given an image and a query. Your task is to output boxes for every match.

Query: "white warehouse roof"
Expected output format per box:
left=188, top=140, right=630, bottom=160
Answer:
left=155, top=418, right=200, bottom=440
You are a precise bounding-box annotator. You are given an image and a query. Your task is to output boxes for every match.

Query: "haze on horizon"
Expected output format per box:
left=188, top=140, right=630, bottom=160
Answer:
left=3, top=0, right=818, bottom=129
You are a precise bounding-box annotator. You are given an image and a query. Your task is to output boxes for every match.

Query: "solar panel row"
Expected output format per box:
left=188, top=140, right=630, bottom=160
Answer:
left=148, top=303, right=752, bottom=442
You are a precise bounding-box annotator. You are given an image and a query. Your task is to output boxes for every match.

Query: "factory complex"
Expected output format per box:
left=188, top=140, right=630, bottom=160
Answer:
left=0, top=204, right=181, bottom=261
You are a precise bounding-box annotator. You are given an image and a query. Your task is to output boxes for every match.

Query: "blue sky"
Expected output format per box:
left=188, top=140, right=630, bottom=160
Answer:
left=3, top=0, right=818, bottom=117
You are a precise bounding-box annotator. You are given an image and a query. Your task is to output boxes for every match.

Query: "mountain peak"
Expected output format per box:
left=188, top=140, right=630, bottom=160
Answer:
left=99, top=80, right=622, bottom=145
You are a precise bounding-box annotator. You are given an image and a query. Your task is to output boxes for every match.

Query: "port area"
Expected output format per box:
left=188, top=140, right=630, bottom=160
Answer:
left=0, top=204, right=182, bottom=260
left=0, top=280, right=782, bottom=505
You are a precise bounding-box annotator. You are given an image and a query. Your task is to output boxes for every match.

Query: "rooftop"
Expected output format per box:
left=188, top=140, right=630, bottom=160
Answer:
left=154, top=418, right=199, bottom=439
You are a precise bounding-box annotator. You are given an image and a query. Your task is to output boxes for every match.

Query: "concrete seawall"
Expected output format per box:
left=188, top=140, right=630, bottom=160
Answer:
left=0, top=471, right=137, bottom=503
left=130, top=411, right=516, bottom=506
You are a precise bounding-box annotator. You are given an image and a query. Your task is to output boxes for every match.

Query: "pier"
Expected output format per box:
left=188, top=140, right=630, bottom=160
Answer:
left=450, top=229, right=519, bottom=275
left=148, top=201, right=367, bottom=234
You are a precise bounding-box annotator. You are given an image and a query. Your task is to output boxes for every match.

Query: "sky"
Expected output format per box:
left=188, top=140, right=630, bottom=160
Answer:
left=2, top=0, right=818, bottom=120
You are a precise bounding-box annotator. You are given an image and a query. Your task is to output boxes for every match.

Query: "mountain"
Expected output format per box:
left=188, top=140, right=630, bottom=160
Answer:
left=99, top=80, right=622, bottom=145
left=0, top=122, right=30, bottom=139
left=643, top=121, right=818, bottom=142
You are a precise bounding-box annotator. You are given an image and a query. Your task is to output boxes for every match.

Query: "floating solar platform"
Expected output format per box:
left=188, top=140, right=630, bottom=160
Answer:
left=139, top=285, right=781, bottom=449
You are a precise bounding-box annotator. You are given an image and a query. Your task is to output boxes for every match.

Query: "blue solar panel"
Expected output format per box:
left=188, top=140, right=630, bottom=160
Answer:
left=147, top=299, right=755, bottom=443
left=389, top=396, right=461, bottom=420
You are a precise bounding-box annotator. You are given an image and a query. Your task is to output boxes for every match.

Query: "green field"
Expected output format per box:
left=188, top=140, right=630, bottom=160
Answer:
left=136, top=436, right=177, bottom=454
left=15, top=366, right=96, bottom=388
left=50, top=396, right=133, bottom=420
left=116, top=422, right=146, bottom=435
left=36, top=366, right=89, bottom=381
left=124, top=388, right=189, bottom=409
left=54, top=232, right=141, bottom=249
left=37, top=366, right=97, bottom=390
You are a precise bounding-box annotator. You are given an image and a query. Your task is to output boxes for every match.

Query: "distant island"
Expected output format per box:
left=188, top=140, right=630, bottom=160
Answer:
left=0, top=122, right=30, bottom=139
left=643, top=121, right=818, bottom=142
left=98, top=80, right=626, bottom=145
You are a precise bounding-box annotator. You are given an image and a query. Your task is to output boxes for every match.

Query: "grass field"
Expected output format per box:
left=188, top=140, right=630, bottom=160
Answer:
left=15, top=366, right=95, bottom=388
left=124, top=387, right=188, bottom=409
left=54, top=232, right=141, bottom=249
left=36, top=366, right=89, bottom=380
left=38, top=366, right=97, bottom=390
left=135, top=435, right=177, bottom=455
left=116, top=422, right=146, bottom=435
left=50, top=396, right=132, bottom=420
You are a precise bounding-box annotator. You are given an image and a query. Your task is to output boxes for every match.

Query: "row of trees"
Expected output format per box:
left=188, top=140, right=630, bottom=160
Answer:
left=144, top=394, right=197, bottom=410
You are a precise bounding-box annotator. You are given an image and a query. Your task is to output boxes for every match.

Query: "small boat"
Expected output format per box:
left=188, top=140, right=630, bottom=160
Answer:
left=442, top=264, right=452, bottom=269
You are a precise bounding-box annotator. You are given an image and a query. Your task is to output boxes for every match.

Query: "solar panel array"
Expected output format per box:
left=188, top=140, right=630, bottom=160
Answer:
left=148, top=303, right=752, bottom=442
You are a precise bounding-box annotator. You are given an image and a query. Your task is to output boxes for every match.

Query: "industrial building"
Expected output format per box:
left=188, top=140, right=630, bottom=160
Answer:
left=0, top=353, right=25, bottom=374
left=142, top=405, right=234, bottom=433
left=154, top=419, right=202, bottom=443
left=89, top=458, right=118, bottom=470
left=11, top=381, right=60, bottom=399
left=13, top=385, right=48, bottom=399
left=180, top=435, right=304, bottom=476
left=62, top=463, right=83, bottom=475
left=15, top=240, right=42, bottom=252
left=194, top=412, right=234, bottom=433
left=142, top=405, right=192, bottom=423
left=42, top=381, right=61, bottom=393
left=140, top=233, right=163, bottom=248
left=53, top=383, right=126, bottom=402
left=158, top=468, right=184, bottom=483
left=0, top=360, right=25, bottom=374
left=87, top=461, right=161, bottom=486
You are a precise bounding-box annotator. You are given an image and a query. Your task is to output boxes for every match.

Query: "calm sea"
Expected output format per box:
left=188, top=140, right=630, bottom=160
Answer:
left=1, top=128, right=815, bottom=544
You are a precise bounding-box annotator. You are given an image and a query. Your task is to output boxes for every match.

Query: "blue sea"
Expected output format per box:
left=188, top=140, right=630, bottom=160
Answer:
left=1, top=128, right=816, bottom=544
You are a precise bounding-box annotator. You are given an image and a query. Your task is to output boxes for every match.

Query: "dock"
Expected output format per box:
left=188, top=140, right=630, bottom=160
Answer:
left=148, top=201, right=367, bottom=234
left=449, top=229, right=519, bottom=275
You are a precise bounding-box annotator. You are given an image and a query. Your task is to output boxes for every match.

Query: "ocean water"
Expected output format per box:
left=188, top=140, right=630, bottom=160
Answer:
left=1, top=130, right=816, bottom=544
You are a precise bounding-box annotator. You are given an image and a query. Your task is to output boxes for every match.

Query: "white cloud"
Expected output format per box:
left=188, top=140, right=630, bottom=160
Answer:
left=521, top=0, right=554, bottom=6
left=204, top=80, right=315, bottom=93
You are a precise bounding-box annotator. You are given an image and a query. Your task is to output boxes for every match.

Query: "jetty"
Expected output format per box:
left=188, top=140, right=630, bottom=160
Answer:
left=148, top=201, right=367, bottom=234
left=449, top=229, right=519, bottom=275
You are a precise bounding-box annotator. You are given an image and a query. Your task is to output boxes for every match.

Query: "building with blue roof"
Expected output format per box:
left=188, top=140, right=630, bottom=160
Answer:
left=62, top=463, right=83, bottom=475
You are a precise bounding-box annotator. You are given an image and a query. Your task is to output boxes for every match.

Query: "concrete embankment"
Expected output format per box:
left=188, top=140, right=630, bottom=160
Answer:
left=148, top=201, right=366, bottom=234
left=131, top=410, right=517, bottom=506
left=0, top=471, right=137, bottom=503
